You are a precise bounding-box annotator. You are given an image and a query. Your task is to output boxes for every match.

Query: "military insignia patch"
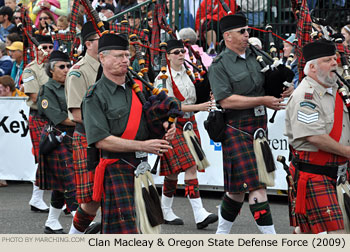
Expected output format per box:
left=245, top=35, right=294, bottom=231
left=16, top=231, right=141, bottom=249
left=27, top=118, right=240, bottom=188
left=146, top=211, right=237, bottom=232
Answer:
left=69, top=71, right=81, bottom=78
left=41, top=99, right=48, bottom=109
left=297, top=111, right=319, bottom=124
left=72, top=65, right=81, bottom=69
left=300, top=101, right=316, bottom=109
left=23, top=69, right=32, bottom=73
left=304, top=92, right=313, bottom=100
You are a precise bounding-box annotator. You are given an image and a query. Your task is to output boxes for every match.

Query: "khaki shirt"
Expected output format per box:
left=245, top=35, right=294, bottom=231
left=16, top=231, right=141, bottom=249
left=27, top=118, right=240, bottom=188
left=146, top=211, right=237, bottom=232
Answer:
left=285, top=76, right=350, bottom=151
left=154, top=65, right=196, bottom=105
left=65, top=53, right=99, bottom=121
left=22, top=60, right=49, bottom=110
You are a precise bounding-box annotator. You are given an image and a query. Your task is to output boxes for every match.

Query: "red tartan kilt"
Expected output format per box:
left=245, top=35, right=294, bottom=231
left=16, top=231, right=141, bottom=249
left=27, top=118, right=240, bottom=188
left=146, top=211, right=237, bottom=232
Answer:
left=36, top=126, right=76, bottom=192
left=289, top=163, right=345, bottom=233
left=29, top=115, right=47, bottom=163
left=222, top=116, right=267, bottom=193
left=72, top=132, right=94, bottom=203
left=159, top=116, right=199, bottom=176
left=102, top=160, right=139, bottom=234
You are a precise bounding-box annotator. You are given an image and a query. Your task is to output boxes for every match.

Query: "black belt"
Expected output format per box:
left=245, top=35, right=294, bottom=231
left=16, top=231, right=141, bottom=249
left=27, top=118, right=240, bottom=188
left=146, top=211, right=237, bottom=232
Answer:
left=292, top=158, right=339, bottom=179
left=101, top=150, right=146, bottom=160
left=224, top=108, right=256, bottom=121
left=75, top=123, right=85, bottom=134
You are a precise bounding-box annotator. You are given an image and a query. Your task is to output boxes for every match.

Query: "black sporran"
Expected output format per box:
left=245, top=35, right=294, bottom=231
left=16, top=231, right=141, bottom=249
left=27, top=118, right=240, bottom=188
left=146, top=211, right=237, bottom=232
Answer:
left=39, top=126, right=61, bottom=155
left=204, top=110, right=226, bottom=142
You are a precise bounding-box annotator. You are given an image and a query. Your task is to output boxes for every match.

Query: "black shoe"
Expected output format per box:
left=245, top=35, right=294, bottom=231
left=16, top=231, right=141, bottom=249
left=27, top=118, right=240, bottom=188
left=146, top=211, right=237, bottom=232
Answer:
left=44, top=226, right=66, bottom=234
left=164, top=218, right=184, bottom=225
left=84, top=222, right=101, bottom=234
left=63, top=208, right=71, bottom=215
left=196, top=213, right=218, bottom=229
left=31, top=205, right=49, bottom=213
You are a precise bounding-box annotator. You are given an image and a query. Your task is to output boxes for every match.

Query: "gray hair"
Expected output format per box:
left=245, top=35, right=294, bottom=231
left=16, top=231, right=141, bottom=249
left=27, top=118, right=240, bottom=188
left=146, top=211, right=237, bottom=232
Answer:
left=303, top=59, right=317, bottom=76
left=44, top=61, right=59, bottom=78
left=98, top=50, right=111, bottom=62
left=0, top=42, right=6, bottom=55
left=178, top=28, right=197, bottom=45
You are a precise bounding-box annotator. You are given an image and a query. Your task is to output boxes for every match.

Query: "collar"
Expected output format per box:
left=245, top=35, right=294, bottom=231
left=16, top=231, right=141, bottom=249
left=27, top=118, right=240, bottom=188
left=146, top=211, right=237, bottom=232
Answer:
left=224, top=47, right=251, bottom=63
left=305, top=76, right=336, bottom=97
left=169, top=65, right=186, bottom=76
left=85, top=52, right=100, bottom=71
left=48, top=78, right=64, bottom=89
left=101, top=74, right=128, bottom=94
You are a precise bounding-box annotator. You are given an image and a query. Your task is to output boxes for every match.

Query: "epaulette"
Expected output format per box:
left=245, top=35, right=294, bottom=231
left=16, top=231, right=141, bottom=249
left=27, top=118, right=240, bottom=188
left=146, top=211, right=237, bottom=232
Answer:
left=212, top=54, right=222, bottom=64
left=72, top=64, right=81, bottom=70
left=303, top=85, right=315, bottom=101
left=85, top=84, right=97, bottom=98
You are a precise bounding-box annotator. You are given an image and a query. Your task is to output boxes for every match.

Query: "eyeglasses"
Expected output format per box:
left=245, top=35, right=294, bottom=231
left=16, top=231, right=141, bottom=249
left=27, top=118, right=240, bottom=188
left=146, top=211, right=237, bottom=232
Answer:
left=57, top=64, right=71, bottom=70
left=169, top=49, right=186, bottom=55
left=39, top=17, right=49, bottom=21
left=14, top=17, right=21, bottom=20
left=42, top=45, right=53, bottom=50
left=147, top=18, right=152, bottom=21
left=233, top=28, right=251, bottom=34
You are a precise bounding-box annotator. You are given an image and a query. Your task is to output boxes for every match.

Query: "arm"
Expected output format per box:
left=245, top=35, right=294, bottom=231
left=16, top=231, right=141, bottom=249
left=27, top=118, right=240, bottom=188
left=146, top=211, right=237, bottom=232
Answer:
left=306, top=134, right=350, bottom=159
left=71, top=108, right=83, bottom=123
left=95, top=136, right=172, bottom=155
left=49, top=0, right=69, bottom=17
left=32, top=1, right=42, bottom=14
left=61, top=117, right=76, bottom=126
left=182, top=102, right=212, bottom=112
left=29, top=93, right=38, bottom=104
left=219, top=94, right=285, bottom=110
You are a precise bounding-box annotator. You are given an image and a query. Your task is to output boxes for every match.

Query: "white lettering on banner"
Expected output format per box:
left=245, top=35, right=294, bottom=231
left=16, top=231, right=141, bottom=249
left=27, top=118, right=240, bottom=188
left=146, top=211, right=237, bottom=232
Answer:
left=0, top=97, right=36, bottom=181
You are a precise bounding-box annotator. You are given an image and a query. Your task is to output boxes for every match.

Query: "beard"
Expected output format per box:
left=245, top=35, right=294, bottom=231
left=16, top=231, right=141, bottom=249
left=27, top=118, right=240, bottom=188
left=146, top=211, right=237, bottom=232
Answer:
left=316, top=68, right=337, bottom=87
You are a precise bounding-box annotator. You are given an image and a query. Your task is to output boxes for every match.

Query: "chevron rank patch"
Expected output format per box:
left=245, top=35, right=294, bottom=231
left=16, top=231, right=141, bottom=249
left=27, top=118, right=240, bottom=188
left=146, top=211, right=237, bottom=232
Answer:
left=304, top=92, right=313, bottom=100
left=297, top=110, right=319, bottom=124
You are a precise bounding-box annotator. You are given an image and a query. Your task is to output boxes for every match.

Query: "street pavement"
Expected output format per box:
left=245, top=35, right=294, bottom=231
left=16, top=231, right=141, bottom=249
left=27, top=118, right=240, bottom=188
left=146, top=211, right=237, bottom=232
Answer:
left=0, top=181, right=294, bottom=234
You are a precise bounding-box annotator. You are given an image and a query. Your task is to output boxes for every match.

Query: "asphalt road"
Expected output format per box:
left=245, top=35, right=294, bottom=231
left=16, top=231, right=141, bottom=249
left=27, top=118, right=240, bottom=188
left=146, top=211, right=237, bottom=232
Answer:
left=0, top=181, right=294, bottom=234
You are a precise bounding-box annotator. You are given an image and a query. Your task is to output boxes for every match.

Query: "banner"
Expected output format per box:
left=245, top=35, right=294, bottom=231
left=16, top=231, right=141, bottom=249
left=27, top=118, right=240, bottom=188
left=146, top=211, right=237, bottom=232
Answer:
left=0, top=97, right=37, bottom=181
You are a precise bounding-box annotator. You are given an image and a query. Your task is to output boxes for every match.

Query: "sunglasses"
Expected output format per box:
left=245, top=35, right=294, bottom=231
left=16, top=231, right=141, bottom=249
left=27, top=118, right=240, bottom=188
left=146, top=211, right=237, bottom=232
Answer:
left=57, top=64, right=71, bottom=70
left=39, top=17, right=49, bottom=21
left=169, top=49, right=186, bottom=55
left=14, top=17, right=21, bottom=20
left=42, top=45, right=53, bottom=50
left=147, top=18, right=152, bottom=21
left=234, top=28, right=251, bottom=34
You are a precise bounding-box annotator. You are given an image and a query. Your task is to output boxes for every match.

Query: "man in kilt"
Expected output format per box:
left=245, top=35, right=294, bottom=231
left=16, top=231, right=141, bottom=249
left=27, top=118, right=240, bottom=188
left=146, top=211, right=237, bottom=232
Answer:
left=65, top=21, right=105, bottom=234
left=285, top=39, right=350, bottom=234
left=154, top=39, right=218, bottom=229
left=37, top=51, right=78, bottom=234
left=82, top=33, right=175, bottom=234
left=208, top=14, right=293, bottom=234
left=22, top=35, right=54, bottom=213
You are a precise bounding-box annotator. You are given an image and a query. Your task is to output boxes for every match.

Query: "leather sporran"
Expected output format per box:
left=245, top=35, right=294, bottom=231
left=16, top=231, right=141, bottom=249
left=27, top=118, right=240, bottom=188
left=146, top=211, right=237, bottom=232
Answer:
left=204, top=110, right=226, bottom=142
left=39, top=126, right=61, bottom=155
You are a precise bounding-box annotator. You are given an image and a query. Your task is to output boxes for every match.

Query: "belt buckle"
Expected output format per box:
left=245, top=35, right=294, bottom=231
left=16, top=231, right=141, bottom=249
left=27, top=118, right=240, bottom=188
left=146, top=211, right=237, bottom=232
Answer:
left=254, top=105, right=265, bottom=117
left=135, top=151, right=147, bottom=159
left=337, top=162, right=347, bottom=186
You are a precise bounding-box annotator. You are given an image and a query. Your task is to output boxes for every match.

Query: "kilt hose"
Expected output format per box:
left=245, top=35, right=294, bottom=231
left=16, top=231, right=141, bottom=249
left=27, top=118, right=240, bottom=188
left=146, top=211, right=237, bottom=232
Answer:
left=222, top=115, right=267, bottom=193
left=101, top=159, right=140, bottom=234
left=159, top=116, right=200, bottom=176
left=36, top=125, right=76, bottom=197
left=72, top=132, right=94, bottom=203
left=29, top=114, right=47, bottom=163
left=288, top=163, right=345, bottom=234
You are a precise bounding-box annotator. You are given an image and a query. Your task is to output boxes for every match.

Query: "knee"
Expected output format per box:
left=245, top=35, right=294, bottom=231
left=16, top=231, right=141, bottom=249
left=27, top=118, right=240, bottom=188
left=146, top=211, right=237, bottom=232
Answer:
left=81, top=201, right=100, bottom=215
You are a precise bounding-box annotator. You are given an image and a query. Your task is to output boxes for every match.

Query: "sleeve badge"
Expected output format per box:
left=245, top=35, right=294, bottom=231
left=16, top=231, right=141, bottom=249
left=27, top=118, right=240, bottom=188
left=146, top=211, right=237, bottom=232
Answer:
left=41, top=99, right=48, bottom=109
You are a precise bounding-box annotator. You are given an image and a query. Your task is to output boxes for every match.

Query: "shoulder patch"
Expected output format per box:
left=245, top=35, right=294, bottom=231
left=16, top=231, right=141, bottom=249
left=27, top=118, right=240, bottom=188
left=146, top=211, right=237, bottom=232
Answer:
left=72, top=64, right=81, bottom=69
left=86, top=84, right=97, bottom=98
left=212, top=54, right=222, bottom=63
left=23, top=69, right=32, bottom=74
left=69, top=71, right=81, bottom=78
left=304, top=92, right=313, bottom=100
left=300, top=101, right=316, bottom=110
left=41, top=99, right=48, bottom=109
